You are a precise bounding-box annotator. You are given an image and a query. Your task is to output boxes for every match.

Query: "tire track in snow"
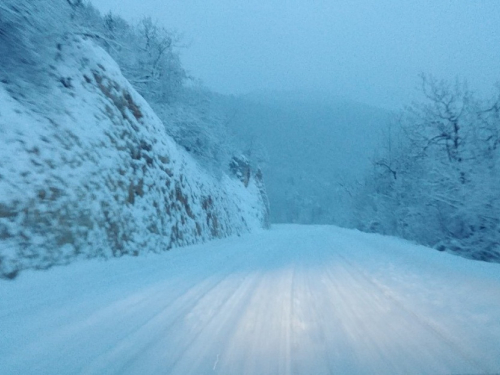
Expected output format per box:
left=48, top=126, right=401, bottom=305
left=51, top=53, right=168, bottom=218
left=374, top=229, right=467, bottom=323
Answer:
left=2, top=225, right=500, bottom=375
left=328, top=232, right=490, bottom=373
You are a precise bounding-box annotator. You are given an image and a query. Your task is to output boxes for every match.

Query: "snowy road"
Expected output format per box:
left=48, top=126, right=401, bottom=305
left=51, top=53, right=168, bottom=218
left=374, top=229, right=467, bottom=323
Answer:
left=1, top=225, right=500, bottom=374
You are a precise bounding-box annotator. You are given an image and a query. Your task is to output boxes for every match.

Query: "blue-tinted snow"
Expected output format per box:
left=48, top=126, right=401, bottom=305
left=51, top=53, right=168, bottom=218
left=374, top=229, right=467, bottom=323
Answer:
left=1, top=225, right=499, bottom=374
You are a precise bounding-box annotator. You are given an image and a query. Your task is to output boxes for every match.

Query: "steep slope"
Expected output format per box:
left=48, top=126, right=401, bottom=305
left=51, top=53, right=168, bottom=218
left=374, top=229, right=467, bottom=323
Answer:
left=0, top=36, right=268, bottom=279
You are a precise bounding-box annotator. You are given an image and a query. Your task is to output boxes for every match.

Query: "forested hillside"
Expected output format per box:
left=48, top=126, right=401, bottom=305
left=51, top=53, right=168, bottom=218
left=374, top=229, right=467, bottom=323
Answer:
left=218, top=91, right=392, bottom=225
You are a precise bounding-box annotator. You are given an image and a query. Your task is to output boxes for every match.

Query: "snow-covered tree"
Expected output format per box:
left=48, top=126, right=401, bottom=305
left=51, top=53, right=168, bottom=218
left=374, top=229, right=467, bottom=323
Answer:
left=0, top=0, right=72, bottom=92
left=68, top=3, right=241, bottom=171
left=356, top=76, right=500, bottom=262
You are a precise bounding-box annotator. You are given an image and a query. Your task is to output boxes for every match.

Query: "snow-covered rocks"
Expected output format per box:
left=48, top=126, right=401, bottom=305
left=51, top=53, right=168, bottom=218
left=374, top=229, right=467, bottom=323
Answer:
left=0, top=37, right=269, bottom=279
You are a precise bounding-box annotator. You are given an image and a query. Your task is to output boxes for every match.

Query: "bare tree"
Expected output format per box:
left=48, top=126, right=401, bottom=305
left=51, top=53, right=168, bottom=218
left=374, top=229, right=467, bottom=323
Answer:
left=356, top=75, right=500, bottom=262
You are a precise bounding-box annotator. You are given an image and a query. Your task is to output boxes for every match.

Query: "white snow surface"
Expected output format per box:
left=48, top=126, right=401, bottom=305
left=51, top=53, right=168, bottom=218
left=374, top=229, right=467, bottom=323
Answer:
left=1, top=224, right=499, bottom=375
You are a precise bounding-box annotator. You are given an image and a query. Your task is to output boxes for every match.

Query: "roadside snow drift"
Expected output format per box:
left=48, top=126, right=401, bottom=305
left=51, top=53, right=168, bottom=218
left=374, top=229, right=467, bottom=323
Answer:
left=0, top=37, right=269, bottom=278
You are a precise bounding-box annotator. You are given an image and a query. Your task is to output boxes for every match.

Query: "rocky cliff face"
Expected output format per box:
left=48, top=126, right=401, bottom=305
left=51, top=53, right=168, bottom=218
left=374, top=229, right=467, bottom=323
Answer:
left=0, top=37, right=269, bottom=279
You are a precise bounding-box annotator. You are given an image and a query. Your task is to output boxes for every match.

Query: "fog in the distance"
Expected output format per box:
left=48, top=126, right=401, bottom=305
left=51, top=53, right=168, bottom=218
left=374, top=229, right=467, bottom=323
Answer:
left=94, top=0, right=499, bottom=110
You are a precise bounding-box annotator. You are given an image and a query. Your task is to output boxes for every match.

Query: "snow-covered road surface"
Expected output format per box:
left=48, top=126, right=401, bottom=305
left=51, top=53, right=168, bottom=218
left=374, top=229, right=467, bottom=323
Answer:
left=1, top=225, right=500, bottom=374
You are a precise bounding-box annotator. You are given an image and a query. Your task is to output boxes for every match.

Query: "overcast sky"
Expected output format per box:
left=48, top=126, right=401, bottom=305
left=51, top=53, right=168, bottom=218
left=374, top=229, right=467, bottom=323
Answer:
left=93, top=0, right=500, bottom=110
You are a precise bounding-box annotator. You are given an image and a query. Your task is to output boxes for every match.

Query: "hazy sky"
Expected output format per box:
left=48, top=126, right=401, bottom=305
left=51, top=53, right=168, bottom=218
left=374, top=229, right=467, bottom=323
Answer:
left=93, top=0, right=500, bottom=110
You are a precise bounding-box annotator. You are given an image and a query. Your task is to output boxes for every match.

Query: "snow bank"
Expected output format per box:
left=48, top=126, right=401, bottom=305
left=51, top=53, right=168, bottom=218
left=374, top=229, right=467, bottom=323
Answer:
left=0, top=37, right=269, bottom=279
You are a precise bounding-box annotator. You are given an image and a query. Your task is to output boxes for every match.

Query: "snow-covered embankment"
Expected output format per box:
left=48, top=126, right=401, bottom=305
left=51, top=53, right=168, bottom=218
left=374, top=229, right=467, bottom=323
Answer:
left=0, top=37, right=269, bottom=278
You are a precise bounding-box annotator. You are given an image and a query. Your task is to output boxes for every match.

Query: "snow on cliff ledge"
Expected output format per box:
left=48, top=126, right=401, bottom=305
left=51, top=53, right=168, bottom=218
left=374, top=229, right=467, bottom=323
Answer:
left=0, top=37, right=269, bottom=279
